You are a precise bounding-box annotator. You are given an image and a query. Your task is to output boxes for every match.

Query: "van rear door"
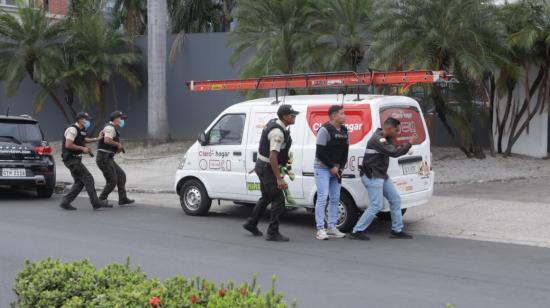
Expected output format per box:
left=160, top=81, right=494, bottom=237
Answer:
left=379, top=104, right=432, bottom=195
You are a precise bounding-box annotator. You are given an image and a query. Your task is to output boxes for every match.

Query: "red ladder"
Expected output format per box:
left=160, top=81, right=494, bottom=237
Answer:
left=186, top=70, right=450, bottom=92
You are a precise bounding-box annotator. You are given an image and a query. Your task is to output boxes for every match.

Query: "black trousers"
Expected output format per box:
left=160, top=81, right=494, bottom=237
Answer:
left=246, top=160, right=286, bottom=235
left=61, top=158, right=101, bottom=206
left=96, top=151, right=127, bottom=200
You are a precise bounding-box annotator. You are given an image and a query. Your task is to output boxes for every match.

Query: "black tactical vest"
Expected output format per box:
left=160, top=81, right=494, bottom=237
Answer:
left=97, top=123, right=120, bottom=153
left=258, top=119, right=292, bottom=165
left=322, top=122, right=349, bottom=164
left=62, top=124, right=86, bottom=160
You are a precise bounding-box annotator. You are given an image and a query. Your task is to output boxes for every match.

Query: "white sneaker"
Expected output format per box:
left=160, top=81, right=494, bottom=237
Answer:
left=316, top=229, right=329, bottom=240
left=326, top=227, right=346, bottom=238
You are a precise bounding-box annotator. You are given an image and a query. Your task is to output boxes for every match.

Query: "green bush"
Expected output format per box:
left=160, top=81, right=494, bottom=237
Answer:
left=12, top=258, right=295, bottom=308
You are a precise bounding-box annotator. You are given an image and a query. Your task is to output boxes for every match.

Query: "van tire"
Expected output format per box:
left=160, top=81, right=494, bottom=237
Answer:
left=336, top=192, right=359, bottom=232
left=36, top=187, right=54, bottom=198
left=179, top=179, right=211, bottom=216
left=376, top=209, right=407, bottom=221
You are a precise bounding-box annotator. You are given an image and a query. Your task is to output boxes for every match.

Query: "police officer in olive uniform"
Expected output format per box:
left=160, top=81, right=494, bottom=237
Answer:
left=243, top=105, right=299, bottom=242
left=60, top=112, right=110, bottom=210
left=96, top=111, right=134, bottom=206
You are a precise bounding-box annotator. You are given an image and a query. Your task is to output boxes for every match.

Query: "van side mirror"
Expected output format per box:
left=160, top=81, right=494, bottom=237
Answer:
left=198, top=132, right=208, bottom=146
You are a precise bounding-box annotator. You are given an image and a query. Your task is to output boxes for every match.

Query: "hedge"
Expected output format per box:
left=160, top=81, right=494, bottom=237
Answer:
left=12, top=258, right=296, bottom=308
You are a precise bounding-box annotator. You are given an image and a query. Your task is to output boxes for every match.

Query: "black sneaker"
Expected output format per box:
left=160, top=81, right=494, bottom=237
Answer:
left=243, top=223, right=263, bottom=236
left=93, top=199, right=112, bottom=210
left=347, top=231, right=370, bottom=241
left=119, top=198, right=135, bottom=206
left=60, top=203, right=77, bottom=211
left=390, top=231, right=413, bottom=239
left=265, top=233, right=289, bottom=242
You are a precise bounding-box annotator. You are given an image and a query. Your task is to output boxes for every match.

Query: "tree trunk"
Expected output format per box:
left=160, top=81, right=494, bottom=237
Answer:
left=48, top=91, right=71, bottom=124
left=497, top=85, right=514, bottom=153
left=487, top=76, right=496, bottom=157
left=147, top=0, right=170, bottom=144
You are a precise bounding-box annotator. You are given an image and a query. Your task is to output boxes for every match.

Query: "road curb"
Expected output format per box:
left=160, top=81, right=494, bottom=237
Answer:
left=55, top=182, right=175, bottom=195
left=435, top=175, right=547, bottom=186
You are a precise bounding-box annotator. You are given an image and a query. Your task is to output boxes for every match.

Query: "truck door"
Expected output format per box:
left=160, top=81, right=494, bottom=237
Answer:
left=199, top=112, right=248, bottom=198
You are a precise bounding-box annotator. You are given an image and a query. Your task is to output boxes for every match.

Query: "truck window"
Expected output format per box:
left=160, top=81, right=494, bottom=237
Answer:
left=208, top=114, right=246, bottom=145
left=379, top=106, right=426, bottom=145
left=0, top=121, right=43, bottom=144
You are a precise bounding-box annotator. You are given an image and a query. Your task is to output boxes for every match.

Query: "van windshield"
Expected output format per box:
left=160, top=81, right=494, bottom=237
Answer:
left=379, top=106, right=426, bottom=145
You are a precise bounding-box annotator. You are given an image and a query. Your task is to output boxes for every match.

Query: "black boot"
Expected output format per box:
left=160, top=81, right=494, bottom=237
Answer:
left=119, top=197, right=135, bottom=206
left=93, top=199, right=112, bottom=210
left=60, top=203, right=77, bottom=211
left=243, top=223, right=263, bottom=236
left=265, top=232, right=289, bottom=242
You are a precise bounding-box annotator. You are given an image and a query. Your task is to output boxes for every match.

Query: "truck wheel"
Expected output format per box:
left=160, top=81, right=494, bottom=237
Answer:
left=36, top=187, right=54, bottom=198
left=179, top=179, right=211, bottom=216
left=334, top=193, right=359, bottom=232
left=376, top=209, right=407, bottom=221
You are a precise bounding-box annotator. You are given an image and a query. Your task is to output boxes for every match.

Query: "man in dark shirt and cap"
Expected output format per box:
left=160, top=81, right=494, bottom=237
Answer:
left=243, top=104, right=299, bottom=242
left=349, top=117, right=418, bottom=240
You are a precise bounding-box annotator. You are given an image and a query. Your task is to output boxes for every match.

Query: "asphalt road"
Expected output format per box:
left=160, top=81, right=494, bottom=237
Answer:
left=1, top=189, right=550, bottom=308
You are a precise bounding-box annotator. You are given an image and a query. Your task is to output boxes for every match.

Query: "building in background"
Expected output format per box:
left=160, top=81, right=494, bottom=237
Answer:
left=0, top=0, right=68, bottom=16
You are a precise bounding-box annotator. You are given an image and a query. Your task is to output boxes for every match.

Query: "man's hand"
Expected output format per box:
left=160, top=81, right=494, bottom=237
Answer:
left=117, top=143, right=124, bottom=151
left=410, top=134, right=419, bottom=145
left=277, top=178, right=288, bottom=190
left=81, top=146, right=91, bottom=154
left=330, top=166, right=341, bottom=179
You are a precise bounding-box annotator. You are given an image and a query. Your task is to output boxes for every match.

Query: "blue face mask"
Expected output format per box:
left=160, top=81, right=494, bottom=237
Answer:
left=83, top=120, right=91, bottom=129
left=119, top=119, right=126, bottom=128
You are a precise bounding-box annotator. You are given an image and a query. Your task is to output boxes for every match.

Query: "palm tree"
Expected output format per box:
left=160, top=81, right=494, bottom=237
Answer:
left=66, top=15, right=142, bottom=124
left=371, top=0, right=503, bottom=157
left=112, top=0, right=147, bottom=35
left=228, top=0, right=322, bottom=97
left=147, top=0, right=169, bottom=142
left=310, top=0, right=372, bottom=72
left=0, top=5, right=70, bottom=122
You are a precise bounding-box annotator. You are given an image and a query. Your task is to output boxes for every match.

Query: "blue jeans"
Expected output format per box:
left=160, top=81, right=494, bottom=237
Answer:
left=314, top=168, right=341, bottom=230
left=352, top=176, right=404, bottom=233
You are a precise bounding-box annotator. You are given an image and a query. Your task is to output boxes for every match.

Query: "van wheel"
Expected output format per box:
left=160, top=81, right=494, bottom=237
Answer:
left=332, top=193, right=359, bottom=232
left=36, top=187, right=54, bottom=198
left=179, top=179, right=211, bottom=216
left=376, top=209, right=407, bottom=221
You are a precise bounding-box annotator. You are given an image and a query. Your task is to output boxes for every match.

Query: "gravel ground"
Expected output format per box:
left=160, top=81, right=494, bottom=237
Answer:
left=50, top=140, right=550, bottom=190
left=432, top=147, right=550, bottom=184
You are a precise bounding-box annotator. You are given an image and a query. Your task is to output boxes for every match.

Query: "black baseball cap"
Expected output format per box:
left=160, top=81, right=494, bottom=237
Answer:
left=109, top=111, right=128, bottom=121
left=75, top=112, right=92, bottom=121
left=277, top=104, right=299, bottom=118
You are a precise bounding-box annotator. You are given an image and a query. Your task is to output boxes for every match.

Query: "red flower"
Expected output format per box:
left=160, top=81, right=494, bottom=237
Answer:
left=218, top=288, right=226, bottom=297
left=190, top=294, right=199, bottom=304
left=149, top=296, right=161, bottom=307
left=240, top=287, right=248, bottom=296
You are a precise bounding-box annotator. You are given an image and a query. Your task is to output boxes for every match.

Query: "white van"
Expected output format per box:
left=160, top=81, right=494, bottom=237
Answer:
left=174, top=94, right=434, bottom=231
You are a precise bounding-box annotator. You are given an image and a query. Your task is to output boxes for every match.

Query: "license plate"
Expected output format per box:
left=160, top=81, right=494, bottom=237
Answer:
left=401, top=163, right=419, bottom=175
left=1, top=168, right=26, bottom=177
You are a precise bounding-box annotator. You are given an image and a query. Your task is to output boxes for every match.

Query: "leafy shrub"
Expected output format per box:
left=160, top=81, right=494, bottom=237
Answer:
left=12, top=258, right=294, bottom=308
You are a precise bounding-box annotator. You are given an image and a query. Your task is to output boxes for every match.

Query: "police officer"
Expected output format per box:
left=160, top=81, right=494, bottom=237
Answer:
left=314, top=105, right=349, bottom=240
left=348, top=117, right=418, bottom=240
left=60, top=112, right=110, bottom=210
left=96, top=111, right=134, bottom=206
left=243, top=104, right=299, bottom=242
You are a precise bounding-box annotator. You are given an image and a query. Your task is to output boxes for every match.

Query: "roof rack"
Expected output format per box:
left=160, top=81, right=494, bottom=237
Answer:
left=186, top=70, right=451, bottom=92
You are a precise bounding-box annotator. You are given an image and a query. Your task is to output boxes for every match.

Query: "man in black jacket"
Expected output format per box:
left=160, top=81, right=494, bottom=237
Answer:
left=313, top=105, right=349, bottom=240
left=349, top=117, right=417, bottom=240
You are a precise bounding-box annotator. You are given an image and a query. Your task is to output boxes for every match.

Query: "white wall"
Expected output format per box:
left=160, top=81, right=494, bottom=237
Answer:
left=493, top=67, right=549, bottom=158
